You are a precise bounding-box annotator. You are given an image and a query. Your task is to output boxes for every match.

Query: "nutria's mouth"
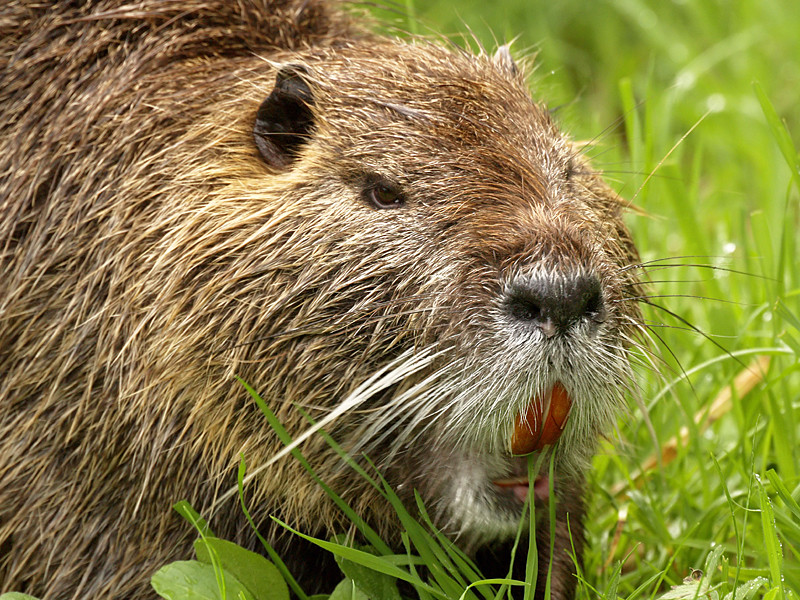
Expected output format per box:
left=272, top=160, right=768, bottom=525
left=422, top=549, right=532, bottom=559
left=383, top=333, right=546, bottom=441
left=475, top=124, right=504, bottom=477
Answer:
left=491, top=453, right=552, bottom=503
left=492, top=474, right=551, bottom=502
left=490, top=382, right=572, bottom=504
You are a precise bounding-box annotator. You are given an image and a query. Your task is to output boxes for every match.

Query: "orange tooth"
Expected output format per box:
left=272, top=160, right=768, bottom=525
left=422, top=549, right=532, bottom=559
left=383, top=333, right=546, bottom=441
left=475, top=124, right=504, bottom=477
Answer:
left=510, top=382, right=572, bottom=455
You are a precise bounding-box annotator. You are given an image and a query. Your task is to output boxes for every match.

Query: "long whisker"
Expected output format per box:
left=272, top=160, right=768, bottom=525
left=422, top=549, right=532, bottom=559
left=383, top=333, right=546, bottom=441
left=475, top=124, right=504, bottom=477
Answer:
left=213, top=345, right=444, bottom=510
left=641, top=300, right=746, bottom=370
left=621, top=256, right=770, bottom=280
left=620, top=293, right=749, bottom=306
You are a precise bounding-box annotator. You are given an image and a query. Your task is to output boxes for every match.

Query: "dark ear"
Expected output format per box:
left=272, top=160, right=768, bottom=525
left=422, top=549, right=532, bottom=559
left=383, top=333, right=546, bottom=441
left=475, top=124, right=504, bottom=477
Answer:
left=253, top=65, right=315, bottom=168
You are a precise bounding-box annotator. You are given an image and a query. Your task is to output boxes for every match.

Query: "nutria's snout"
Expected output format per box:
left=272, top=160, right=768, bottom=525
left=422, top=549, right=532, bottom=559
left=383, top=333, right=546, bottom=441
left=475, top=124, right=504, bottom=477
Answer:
left=504, top=271, right=605, bottom=337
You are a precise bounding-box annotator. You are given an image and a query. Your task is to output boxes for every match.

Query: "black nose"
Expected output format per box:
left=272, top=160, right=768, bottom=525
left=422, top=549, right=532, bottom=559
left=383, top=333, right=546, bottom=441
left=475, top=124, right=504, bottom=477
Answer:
left=505, top=273, right=604, bottom=336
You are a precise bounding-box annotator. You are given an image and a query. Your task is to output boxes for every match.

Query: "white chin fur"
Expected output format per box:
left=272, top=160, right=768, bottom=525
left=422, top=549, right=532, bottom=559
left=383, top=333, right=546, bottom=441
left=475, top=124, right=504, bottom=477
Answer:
left=434, top=453, right=526, bottom=546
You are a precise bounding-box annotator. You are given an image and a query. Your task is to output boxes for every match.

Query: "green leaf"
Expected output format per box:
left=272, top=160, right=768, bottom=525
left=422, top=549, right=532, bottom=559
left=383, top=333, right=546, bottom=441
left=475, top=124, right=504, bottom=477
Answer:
left=762, top=587, right=782, bottom=600
left=411, top=491, right=495, bottom=600
left=702, top=545, right=726, bottom=590
left=774, top=299, right=800, bottom=333
left=338, top=562, right=401, bottom=600
left=754, top=82, right=800, bottom=193
left=721, top=577, right=768, bottom=600
left=271, top=517, right=444, bottom=599
left=151, top=560, right=254, bottom=600
left=194, top=538, right=289, bottom=600
left=765, top=469, right=800, bottom=520
left=654, top=580, right=710, bottom=600
left=234, top=457, right=308, bottom=600
left=358, top=464, right=465, bottom=599
left=0, top=594, right=43, bottom=600
left=757, top=481, right=785, bottom=596
left=239, top=382, right=391, bottom=557
left=602, top=560, right=620, bottom=600
left=779, top=329, right=800, bottom=356
left=174, top=500, right=214, bottom=538
left=334, top=543, right=401, bottom=600
left=329, top=579, right=370, bottom=600
left=775, top=300, right=800, bottom=355
left=524, top=454, right=546, bottom=600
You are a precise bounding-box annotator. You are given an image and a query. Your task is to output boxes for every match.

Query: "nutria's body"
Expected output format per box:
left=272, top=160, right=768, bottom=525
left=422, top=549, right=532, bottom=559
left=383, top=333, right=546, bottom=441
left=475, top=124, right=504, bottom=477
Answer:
left=0, top=1, right=643, bottom=598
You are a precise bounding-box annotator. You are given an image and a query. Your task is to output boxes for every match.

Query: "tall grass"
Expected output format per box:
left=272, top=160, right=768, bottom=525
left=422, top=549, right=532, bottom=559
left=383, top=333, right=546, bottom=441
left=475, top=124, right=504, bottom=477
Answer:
left=368, top=0, right=800, bottom=597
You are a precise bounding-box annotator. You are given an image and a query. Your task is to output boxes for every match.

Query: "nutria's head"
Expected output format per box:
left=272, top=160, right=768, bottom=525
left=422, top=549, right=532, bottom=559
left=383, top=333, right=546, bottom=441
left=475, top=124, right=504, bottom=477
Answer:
left=225, top=40, right=643, bottom=542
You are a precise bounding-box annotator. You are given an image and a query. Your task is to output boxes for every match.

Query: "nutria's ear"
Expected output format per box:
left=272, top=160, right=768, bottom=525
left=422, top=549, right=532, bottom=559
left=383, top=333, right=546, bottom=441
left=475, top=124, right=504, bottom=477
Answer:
left=254, top=65, right=315, bottom=168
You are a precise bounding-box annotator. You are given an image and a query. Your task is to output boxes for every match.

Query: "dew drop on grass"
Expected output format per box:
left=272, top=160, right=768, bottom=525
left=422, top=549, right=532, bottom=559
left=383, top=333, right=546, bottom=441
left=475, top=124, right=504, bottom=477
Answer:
left=667, top=232, right=683, bottom=252
left=707, top=94, right=726, bottom=113
left=675, top=71, right=696, bottom=91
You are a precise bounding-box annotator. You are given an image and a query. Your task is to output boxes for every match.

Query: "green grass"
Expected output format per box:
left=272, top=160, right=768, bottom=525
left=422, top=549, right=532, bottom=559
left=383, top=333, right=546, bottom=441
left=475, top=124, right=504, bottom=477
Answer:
left=367, top=0, right=800, bottom=598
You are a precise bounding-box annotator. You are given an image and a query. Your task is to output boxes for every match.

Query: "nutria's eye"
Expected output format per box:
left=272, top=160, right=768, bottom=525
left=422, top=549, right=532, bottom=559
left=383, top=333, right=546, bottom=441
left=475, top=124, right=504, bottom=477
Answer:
left=363, top=177, right=405, bottom=209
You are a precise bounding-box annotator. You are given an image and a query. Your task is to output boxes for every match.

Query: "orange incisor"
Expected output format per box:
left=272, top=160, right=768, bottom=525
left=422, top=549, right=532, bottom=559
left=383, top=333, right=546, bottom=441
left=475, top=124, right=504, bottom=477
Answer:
left=510, top=382, right=572, bottom=455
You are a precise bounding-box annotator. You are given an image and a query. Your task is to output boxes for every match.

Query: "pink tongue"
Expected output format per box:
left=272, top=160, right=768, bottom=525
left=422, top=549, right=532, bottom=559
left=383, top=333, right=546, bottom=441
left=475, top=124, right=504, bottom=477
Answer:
left=493, top=476, right=551, bottom=502
left=510, top=382, right=572, bottom=455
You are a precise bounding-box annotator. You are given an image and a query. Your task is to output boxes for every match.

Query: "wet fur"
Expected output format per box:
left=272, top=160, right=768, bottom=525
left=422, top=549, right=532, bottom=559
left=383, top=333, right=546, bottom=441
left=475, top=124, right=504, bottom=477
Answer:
left=1, top=1, right=642, bottom=598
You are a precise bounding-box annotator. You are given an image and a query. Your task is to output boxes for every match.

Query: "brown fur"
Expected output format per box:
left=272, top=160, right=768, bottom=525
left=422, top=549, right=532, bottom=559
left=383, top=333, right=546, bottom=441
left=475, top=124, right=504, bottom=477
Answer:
left=0, top=1, right=643, bottom=598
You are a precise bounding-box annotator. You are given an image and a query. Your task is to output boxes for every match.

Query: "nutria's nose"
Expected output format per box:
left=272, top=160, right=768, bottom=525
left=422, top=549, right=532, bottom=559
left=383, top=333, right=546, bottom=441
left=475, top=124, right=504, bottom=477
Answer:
left=506, top=273, right=604, bottom=337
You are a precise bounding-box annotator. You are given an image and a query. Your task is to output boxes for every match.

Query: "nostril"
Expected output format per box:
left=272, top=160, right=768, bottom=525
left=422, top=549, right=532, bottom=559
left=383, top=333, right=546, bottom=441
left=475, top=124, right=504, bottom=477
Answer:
left=572, top=275, right=603, bottom=319
left=508, top=295, right=543, bottom=323
left=505, top=272, right=604, bottom=335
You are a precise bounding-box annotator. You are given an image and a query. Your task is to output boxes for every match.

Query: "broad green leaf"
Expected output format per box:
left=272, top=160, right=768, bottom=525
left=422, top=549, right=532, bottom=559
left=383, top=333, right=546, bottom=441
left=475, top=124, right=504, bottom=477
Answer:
left=329, top=579, right=369, bottom=600
left=337, top=553, right=402, bottom=600
left=703, top=545, right=726, bottom=590
left=151, top=560, right=254, bottom=600
left=194, top=538, right=289, bottom=600
left=656, top=571, right=718, bottom=600
left=722, top=577, right=768, bottom=600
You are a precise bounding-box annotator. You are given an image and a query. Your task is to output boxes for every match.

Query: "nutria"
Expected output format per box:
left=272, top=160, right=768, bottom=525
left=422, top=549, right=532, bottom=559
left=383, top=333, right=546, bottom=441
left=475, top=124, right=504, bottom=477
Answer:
left=0, top=1, right=644, bottom=598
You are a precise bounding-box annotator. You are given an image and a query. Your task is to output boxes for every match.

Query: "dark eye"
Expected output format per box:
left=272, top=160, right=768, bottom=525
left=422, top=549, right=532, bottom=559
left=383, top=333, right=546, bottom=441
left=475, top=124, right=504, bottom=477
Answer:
left=364, top=177, right=405, bottom=209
